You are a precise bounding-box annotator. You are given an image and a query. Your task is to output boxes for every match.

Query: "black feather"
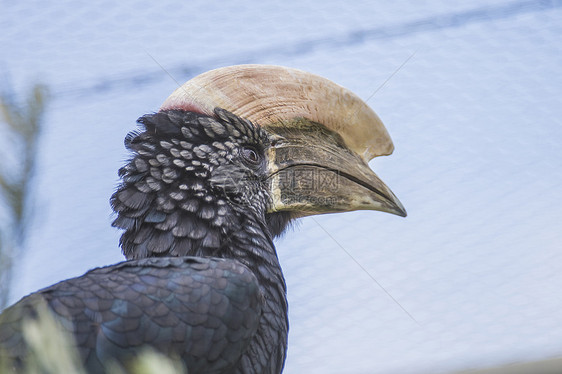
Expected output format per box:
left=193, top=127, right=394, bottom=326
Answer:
left=0, top=109, right=290, bottom=374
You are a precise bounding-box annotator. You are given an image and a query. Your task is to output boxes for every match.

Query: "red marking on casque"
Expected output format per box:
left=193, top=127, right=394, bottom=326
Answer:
left=159, top=100, right=214, bottom=117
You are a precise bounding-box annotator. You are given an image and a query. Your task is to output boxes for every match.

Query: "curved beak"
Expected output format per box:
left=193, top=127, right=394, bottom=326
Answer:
left=264, top=119, right=406, bottom=217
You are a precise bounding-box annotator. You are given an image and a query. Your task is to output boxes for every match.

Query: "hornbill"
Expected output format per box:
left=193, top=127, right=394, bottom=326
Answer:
left=0, top=65, right=406, bottom=373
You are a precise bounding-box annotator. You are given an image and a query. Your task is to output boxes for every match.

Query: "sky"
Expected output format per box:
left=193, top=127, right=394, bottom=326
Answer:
left=1, top=1, right=562, bottom=373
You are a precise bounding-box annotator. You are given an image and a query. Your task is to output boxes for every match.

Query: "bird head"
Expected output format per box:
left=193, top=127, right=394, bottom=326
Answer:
left=161, top=65, right=406, bottom=217
left=112, top=65, right=405, bottom=258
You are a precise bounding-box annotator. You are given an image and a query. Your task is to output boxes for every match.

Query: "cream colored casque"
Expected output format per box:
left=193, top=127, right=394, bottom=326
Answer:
left=160, top=64, right=406, bottom=217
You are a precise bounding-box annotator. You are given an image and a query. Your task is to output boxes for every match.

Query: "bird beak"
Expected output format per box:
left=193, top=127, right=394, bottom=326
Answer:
left=264, top=120, right=406, bottom=217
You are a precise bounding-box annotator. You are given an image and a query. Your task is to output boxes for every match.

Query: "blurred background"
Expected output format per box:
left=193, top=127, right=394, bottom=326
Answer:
left=1, top=1, right=561, bottom=373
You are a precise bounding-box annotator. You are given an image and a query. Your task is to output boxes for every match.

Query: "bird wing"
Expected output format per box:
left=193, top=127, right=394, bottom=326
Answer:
left=0, top=256, right=262, bottom=373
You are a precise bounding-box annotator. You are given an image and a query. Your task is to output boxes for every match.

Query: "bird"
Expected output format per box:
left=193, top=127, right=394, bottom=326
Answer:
left=0, top=65, right=406, bottom=373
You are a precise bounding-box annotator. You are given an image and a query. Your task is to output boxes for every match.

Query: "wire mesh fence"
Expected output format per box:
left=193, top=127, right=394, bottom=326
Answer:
left=1, top=1, right=562, bottom=372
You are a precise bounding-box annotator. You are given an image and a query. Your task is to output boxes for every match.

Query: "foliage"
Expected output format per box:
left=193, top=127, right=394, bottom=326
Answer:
left=0, top=84, right=48, bottom=309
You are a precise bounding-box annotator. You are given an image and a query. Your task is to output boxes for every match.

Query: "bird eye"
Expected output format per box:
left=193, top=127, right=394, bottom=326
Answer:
left=241, top=146, right=260, bottom=165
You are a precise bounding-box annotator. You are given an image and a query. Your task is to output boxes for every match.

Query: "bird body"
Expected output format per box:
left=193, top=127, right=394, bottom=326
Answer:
left=0, top=257, right=266, bottom=373
left=0, top=65, right=406, bottom=373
